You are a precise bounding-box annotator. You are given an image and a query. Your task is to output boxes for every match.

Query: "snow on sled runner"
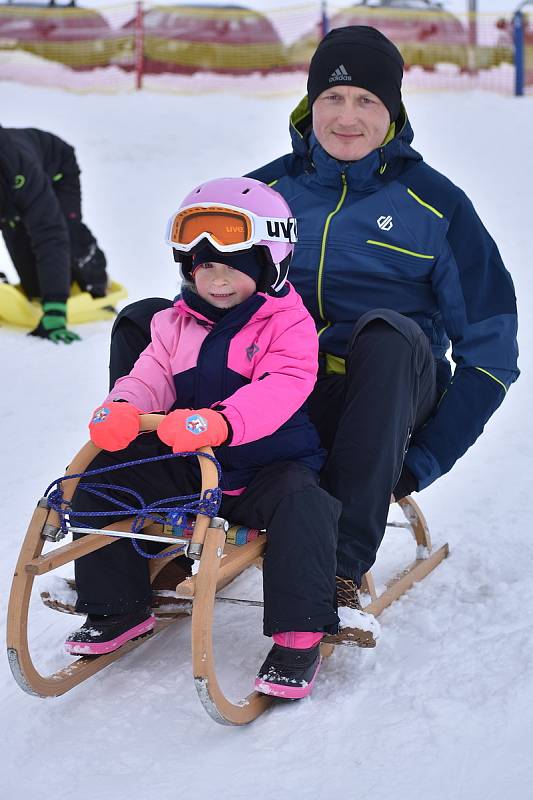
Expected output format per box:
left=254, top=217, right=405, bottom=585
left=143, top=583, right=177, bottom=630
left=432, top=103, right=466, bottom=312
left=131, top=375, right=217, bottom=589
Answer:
left=40, top=576, right=194, bottom=618
left=0, top=280, right=128, bottom=328
left=7, top=414, right=448, bottom=726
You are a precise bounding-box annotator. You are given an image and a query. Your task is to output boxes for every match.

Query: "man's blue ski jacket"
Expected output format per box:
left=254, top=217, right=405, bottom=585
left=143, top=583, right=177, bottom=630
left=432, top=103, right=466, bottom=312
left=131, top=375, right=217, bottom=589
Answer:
left=248, top=98, right=519, bottom=491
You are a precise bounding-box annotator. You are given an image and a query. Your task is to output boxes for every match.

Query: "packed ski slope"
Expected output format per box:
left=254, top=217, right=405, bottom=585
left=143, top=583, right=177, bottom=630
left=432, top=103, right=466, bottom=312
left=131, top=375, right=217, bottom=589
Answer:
left=0, top=82, right=531, bottom=800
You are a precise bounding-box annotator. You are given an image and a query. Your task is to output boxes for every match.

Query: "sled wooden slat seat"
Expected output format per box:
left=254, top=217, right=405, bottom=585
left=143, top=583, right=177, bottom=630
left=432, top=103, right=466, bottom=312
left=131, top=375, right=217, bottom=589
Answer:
left=7, top=414, right=449, bottom=725
left=175, top=535, right=267, bottom=599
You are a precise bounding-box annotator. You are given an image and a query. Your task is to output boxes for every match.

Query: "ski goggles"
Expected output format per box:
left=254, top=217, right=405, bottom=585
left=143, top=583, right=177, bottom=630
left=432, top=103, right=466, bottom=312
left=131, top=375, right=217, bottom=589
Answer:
left=165, top=202, right=298, bottom=254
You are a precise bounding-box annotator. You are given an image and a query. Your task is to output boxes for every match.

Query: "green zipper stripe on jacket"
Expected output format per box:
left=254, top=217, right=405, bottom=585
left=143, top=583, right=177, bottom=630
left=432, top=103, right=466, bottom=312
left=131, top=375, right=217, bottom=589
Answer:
left=268, top=180, right=278, bottom=188
left=366, top=240, right=435, bottom=260
left=475, top=367, right=508, bottom=394
left=407, top=188, right=444, bottom=219
left=318, top=174, right=348, bottom=320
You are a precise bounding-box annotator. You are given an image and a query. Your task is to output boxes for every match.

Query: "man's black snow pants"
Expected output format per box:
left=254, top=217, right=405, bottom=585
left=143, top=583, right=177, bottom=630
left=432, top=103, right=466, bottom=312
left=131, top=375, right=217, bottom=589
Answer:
left=308, top=310, right=437, bottom=586
left=107, top=301, right=437, bottom=590
left=72, top=434, right=340, bottom=636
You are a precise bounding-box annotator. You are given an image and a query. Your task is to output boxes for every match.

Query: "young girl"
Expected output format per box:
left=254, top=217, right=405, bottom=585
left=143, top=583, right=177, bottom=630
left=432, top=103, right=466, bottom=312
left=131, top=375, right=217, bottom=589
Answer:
left=66, top=177, right=340, bottom=699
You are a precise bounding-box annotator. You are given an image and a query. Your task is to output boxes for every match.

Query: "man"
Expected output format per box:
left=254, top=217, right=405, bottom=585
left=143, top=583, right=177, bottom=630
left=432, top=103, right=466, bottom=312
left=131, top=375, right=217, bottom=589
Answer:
left=0, top=126, right=109, bottom=343
left=108, top=26, right=519, bottom=645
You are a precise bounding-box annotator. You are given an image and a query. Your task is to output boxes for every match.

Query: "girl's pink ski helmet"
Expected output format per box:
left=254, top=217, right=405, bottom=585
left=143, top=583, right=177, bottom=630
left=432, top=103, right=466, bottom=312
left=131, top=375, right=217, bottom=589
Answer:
left=166, top=176, right=297, bottom=295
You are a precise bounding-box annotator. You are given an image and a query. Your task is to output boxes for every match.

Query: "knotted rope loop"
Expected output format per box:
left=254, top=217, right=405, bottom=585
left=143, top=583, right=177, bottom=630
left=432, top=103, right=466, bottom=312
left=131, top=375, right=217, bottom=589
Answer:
left=44, top=450, right=222, bottom=559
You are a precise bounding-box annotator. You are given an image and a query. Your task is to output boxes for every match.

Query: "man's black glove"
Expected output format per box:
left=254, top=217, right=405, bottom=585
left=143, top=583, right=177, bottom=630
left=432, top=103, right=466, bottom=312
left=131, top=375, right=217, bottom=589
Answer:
left=29, top=301, right=81, bottom=344
left=393, top=464, right=418, bottom=502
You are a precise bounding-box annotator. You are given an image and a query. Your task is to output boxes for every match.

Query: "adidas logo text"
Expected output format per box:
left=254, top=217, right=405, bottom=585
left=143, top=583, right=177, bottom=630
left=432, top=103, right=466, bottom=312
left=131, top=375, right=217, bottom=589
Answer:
left=329, top=64, right=352, bottom=83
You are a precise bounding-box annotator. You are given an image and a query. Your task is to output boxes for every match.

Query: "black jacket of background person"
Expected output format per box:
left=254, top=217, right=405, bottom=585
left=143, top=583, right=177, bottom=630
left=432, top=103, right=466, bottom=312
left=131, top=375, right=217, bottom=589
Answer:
left=0, top=126, right=73, bottom=302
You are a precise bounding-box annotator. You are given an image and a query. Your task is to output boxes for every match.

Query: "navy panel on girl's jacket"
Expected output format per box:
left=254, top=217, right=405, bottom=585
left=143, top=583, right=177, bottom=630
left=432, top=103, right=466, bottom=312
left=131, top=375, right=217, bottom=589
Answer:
left=172, top=290, right=325, bottom=491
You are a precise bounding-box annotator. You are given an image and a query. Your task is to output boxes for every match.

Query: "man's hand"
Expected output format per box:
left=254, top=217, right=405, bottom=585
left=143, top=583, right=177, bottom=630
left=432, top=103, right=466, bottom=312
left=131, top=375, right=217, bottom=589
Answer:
left=157, top=408, right=228, bottom=453
left=89, top=402, right=141, bottom=451
left=29, top=302, right=81, bottom=344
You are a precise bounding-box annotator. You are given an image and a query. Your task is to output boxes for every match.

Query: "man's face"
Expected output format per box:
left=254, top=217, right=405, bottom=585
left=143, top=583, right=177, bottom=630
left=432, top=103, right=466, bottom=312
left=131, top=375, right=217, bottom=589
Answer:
left=312, top=85, right=391, bottom=162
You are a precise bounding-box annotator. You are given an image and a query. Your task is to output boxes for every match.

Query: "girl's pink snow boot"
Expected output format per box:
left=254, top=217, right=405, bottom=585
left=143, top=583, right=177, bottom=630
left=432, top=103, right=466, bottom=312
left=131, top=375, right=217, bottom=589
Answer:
left=65, top=607, right=155, bottom=655
left=254, top=632, right=323, bottom=699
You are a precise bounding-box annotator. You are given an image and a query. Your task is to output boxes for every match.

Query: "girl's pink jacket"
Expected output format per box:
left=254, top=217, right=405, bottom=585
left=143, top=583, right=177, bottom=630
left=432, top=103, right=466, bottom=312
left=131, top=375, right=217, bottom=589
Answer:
left=105, top=284, right=322, bottom=453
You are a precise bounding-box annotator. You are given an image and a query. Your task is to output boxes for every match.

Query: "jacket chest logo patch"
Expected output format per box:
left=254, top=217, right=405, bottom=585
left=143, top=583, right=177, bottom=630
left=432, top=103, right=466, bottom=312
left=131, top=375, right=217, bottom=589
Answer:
left=246, top=343, right=260, bottom=361
left=377, top=215, right=393, bottom=231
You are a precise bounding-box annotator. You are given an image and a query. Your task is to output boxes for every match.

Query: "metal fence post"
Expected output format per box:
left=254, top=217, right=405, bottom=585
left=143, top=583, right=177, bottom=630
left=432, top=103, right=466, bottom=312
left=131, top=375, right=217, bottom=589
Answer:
left=513, top=10, right=524, bottom=96
left=320, top=0, right=328, bottom=38
left=134, top=0, right=144, bottom=91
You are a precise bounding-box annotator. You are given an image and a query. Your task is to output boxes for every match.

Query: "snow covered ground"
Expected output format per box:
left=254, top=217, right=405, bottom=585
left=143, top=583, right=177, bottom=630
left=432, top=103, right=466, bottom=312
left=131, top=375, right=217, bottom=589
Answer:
left=0, top=82, right=531, bottom=800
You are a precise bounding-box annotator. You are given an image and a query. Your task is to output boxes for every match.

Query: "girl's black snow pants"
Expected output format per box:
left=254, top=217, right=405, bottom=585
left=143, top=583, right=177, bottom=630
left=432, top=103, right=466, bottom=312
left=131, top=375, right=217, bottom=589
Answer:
left=72, top=433, right=340, bottom=636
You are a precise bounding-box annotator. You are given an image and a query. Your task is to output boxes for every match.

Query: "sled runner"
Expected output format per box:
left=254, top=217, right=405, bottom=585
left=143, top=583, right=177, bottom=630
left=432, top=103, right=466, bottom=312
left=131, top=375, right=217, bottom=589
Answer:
left=7, top=414, right=448, bottom=725
left=0, top=280, right=128, bottom=328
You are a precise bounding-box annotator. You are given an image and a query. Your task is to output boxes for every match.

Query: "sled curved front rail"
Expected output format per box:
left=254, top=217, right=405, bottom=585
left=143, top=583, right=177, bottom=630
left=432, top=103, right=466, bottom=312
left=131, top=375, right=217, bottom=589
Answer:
left=6, top=415, right=218, bottom=698
left=191, top=524, right=272, bottom=724
left=7, top=414, right=274, bottom=724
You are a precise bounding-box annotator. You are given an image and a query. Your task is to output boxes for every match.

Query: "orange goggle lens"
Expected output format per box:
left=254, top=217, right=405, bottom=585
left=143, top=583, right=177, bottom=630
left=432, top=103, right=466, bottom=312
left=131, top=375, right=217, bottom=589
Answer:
left=170, top=208, right=253, bottom=248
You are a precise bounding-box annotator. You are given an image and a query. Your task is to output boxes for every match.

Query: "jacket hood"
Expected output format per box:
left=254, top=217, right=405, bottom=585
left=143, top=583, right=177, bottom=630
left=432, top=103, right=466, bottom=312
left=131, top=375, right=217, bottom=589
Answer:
left=288, top=96, right=422, bottom=191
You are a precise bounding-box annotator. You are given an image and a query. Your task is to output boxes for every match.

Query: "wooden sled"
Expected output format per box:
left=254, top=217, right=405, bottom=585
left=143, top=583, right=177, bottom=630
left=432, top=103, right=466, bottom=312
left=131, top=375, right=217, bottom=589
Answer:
left=0, top=280, right=128, bottom=328
left=7, top=414, right=448, bottom=726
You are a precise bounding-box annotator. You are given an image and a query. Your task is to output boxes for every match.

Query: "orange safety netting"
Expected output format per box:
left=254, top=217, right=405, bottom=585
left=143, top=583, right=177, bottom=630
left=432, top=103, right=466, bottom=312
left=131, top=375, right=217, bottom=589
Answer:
left=0, top=2, right=528, bottom=95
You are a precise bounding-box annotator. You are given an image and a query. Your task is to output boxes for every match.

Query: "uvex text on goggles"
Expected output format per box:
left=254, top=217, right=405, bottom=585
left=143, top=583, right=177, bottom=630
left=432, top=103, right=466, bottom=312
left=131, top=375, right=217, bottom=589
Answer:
left=166, top=203, right=298, bottom=254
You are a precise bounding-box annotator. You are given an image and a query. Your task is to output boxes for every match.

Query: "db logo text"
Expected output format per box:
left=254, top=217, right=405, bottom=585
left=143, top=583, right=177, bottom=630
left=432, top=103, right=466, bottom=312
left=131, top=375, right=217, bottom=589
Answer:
left=377, top=215, right=393, bottom=231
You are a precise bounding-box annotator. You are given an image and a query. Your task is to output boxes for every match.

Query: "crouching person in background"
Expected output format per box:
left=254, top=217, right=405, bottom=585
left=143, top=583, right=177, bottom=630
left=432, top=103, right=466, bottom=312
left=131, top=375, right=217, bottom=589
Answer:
left=0, top=125, right=108, bottom=343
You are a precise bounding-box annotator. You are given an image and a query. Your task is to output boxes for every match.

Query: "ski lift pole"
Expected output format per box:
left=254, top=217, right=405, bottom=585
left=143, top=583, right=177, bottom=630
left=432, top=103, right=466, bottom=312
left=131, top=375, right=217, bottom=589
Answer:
left=513, top=9, right=525, bottom=96
left=320, top=0, right=328, bottom=38
left=134, top=0, right=145, bottom=91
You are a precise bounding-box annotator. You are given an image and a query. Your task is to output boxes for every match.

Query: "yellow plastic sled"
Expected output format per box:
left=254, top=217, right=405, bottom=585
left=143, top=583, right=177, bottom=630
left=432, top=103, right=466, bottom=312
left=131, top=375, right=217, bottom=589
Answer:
left=0, top=281, right=128, bottom=328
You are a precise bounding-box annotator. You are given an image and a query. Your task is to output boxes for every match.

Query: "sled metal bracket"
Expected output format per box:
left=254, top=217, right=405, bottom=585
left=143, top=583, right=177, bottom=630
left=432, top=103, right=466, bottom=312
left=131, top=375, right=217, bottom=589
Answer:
left=36, top=497, right=66, bottom=542
left=188, top=543, right=203, bottom=559
left=41, top=523, right=66, bottom=543
left=210, top=517, right=229, bottom=532
left=188, top=517, right=229, bottom=561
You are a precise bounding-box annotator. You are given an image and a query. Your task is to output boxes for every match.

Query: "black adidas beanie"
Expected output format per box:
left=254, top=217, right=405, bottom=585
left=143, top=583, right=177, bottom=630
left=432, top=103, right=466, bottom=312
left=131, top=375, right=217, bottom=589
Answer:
left=307, top=25, right=404, bottom=121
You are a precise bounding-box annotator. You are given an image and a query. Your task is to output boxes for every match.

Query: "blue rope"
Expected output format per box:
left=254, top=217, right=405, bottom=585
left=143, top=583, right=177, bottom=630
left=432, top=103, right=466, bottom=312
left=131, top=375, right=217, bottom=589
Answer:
left=45, top=450, right=222, bottom=560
